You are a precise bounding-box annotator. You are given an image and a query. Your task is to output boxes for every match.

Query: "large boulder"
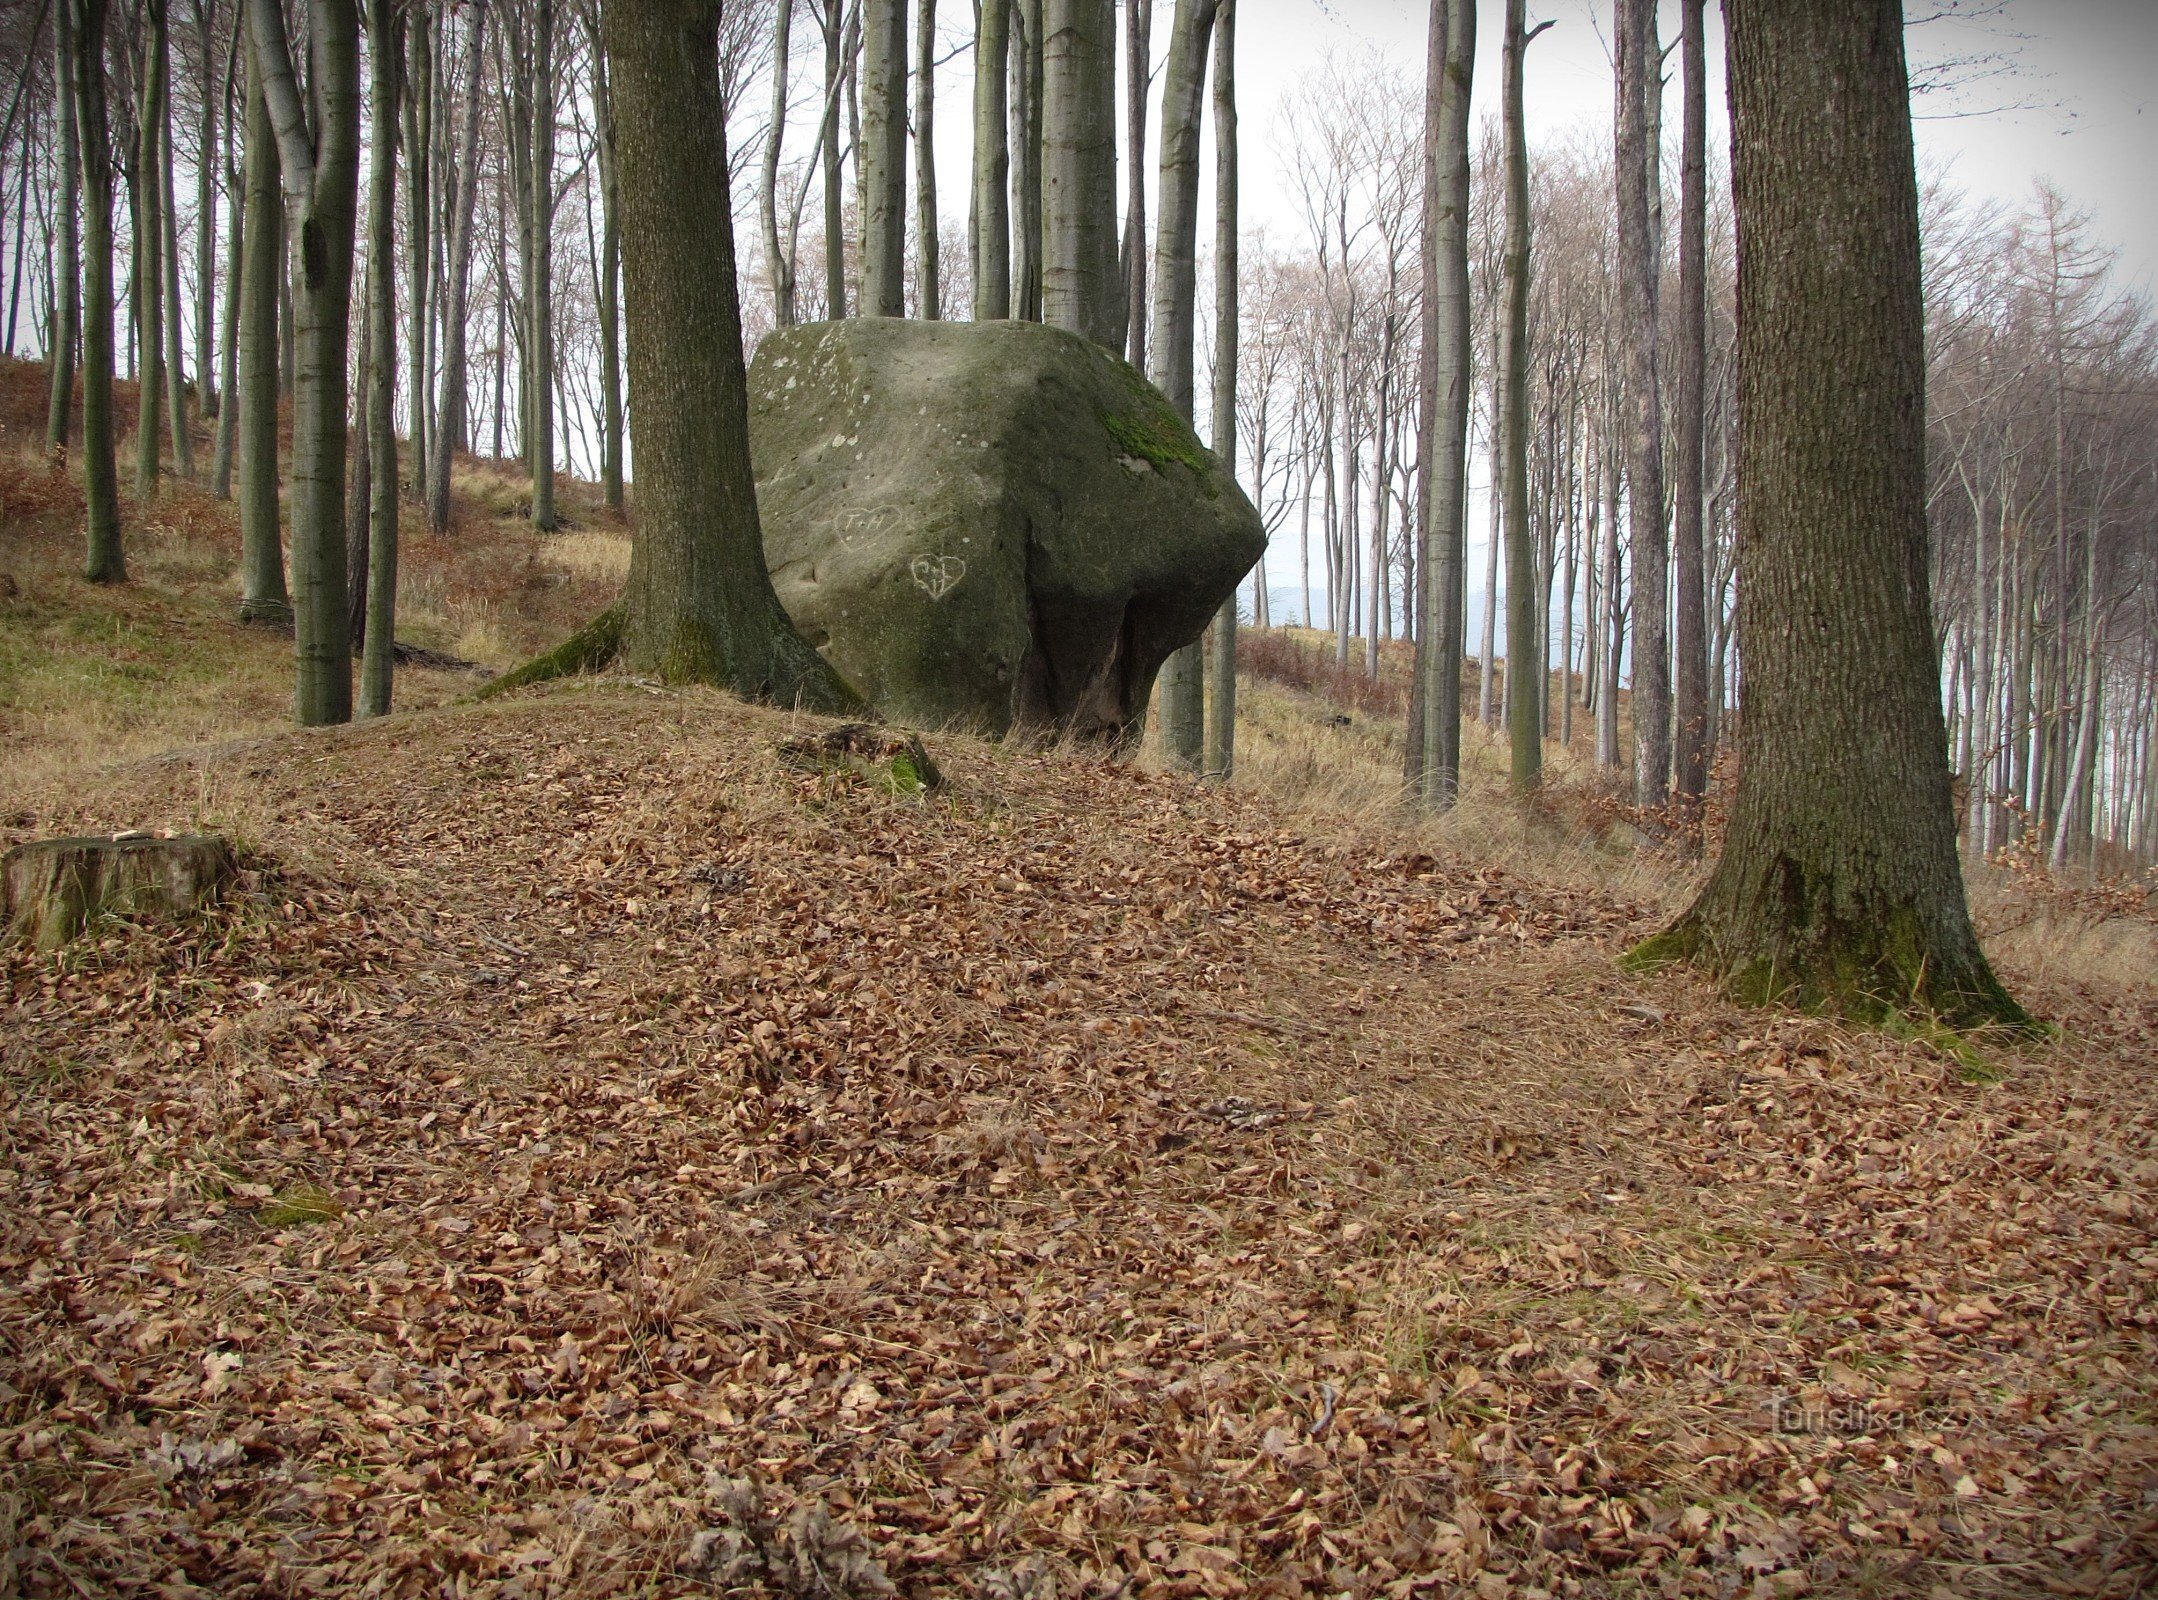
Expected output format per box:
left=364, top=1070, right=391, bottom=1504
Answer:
left=747, top=318, right=1264, bottom=739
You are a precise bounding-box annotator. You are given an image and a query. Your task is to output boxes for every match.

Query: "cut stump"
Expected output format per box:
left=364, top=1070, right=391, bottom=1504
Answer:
left=2, top=833, right=239, bottom=950
left=776, top=725, right=944, bottom=794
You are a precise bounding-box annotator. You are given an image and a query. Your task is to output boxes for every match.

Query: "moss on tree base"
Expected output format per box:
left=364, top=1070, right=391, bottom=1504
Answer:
left=1625, top=891, right=2034, bottom=1035
left=473, top=606, right=626, bottom=700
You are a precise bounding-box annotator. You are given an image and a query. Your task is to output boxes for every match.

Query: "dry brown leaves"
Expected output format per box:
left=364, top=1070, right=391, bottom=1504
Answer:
left=1, top=686, right=2152, bottom=1600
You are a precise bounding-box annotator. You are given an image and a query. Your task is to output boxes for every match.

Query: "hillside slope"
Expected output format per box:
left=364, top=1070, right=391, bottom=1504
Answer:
left=2, top=685, right=2153, bottom=1598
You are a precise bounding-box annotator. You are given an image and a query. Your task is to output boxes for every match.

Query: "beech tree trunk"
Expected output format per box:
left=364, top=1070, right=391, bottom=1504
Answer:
left=74, top=0, right=122, bottom=582
left=1120, top=0, right=1147, bottom=368
left=210, top=52, right=242, bottom=498
left=1202, top=0, right=1237, bottom=781
left=1009, top=0, right=1043, bottom=321
left=527, top=0, right=555, bottom=528
left=1407, top=0, right=1472, bottom=810
left=1641, top=0, right=2024, bottom=1030
left=251, top=0, right=361, bottom=725
left=1041, top=0, right=1119, bottom=348
left=359, top=0, right=401, bottom=718
left=761, top=0, right=797, bottom=327
left=1616, top=0, right=1668, bottom=807
left=1670, top=0, right=1709, bottom=812
left=235, top=34, right=286, bottom=621
left=859, top=0, right=906, bottom=316
left=819, top=0, right=846, bottom=318
left=429, top=2, right=486, bottom=533
left=969, top=0, right=1009, bottom=318
left=132, top=2, right=165, bottom=503
left=1499, top=0, right=1549, bottom=794
left=403, top=1, right=432, bottom=502
left=158, top=41, right=193, bottom=480
left=592, top=0, right=856, bottom=708
left=913, top=0, right=939, bottom=318
left=1149, top=0, right=1218, bottom=773
left=44, top=0, right=76, bottom=453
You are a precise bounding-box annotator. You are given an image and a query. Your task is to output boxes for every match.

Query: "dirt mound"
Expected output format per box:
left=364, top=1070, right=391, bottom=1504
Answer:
left=1, top=687, right=2152, bottom=1597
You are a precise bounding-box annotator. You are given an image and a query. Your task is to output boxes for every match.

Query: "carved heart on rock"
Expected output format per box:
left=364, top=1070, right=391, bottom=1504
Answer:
left=908, top=554, right=967, bottom=601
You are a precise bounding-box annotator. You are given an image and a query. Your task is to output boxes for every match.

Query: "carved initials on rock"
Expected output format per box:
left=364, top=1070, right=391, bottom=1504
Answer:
left=909, top=554, right=967, bottom=600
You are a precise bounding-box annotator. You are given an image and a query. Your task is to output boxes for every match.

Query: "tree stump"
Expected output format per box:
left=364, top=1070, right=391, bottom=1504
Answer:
left=2, top=833, right=239, bottom=950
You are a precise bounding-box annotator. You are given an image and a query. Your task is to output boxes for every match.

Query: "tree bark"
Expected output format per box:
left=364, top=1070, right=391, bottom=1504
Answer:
left=132, top=1, right=166, bottom=503
left=761, top=0, right=797, bottom=327
left=969, top=0, right=1009, bottom=318
left=210, top=39, right=243, bottom=498
left=1148, top=0, right=1217, bottom=773
left=190, top=0, right=218, bottom=417
left=1009, top=0, right=1043, bottom=321
left=1639, top=0, right=2024, bottom=1029
left=1202, top=0, right=1236, bottom=780
left=251, top=0, right=361, bottom=725
left=913, top=0, right=939, bottom=318
left=1616, top=0, right=1668, bottom=807
left=1670, top=0, right=1709, bottom=813
left=158, top=36, right=194, bottom=480
left=403, top=0, right=432, bottom=502
left=44, top=0, right=77, bottom=453
left=819, top=0, right=846, bottom=318
left=1120, top=0, right=1147, bottom=367
left=74, top=0, right=123, bottom=581
left=1408, top=0, right=1472, bottom=809
left=859, top=0, right=906, bottom=316
left=1041, top=0, right=1119, bottom=348
left=430, top=1, right=486, bottom=532
left=527, top=0, right=555, bottom=528
left=235, top=32, right=285, bottom=621
left=1500, top=0, right=1548, bottom=794
left=359, top=0, right=401, bottom=718
left=592, top=0, right=857, bottom=708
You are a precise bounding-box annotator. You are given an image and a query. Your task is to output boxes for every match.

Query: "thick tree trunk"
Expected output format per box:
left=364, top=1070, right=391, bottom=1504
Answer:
left=44, top=0, right=77, bottom=453
left=252, top=0, right=361, bottom=725
left=1409, top=0, right=1472, bottom=809
left=761, top=0, right=797, bottom=327
left=1670, top=0, right=1709, bottom=813
left=430, top=3, right=486, bottom=532
left=1616, top=0, right=1668, bottom=807
left=1202, top=0, right=1236, bottom=781
left=969, top=0, right=1009, bottom=318
left=1149, top=0, right=1218, bottom=773
left=1499, top=0, right=1547, bottom=794
left=1041, top=0, right=1119, bottom=348
left=594, top=0, right=857, bottom=709
left=913, top=0, right=939, bottom=318
left=1640, top=0, right=2024, bottom=1029
left=74, top=0, right=123, bottom=582
left=359, top=0, right=401, bottom=718
left=236, top=36, right=286, bottom=620
left=859, top=0, right=906, bottom=316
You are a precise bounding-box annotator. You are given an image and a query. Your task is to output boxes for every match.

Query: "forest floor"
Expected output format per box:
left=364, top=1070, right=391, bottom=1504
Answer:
left=2, top=364, right=2156, bottom=1599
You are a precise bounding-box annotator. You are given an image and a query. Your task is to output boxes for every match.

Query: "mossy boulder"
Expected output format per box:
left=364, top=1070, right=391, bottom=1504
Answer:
left=747, top=319, right=1264, bottom=739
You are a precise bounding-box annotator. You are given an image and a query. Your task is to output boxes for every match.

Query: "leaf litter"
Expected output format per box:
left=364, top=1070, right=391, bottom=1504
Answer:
left=1, top=686, right=2152, bottom=1598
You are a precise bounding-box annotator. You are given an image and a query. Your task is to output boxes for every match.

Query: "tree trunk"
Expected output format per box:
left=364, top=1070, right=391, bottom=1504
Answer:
left=45, top=0, right=77, bottom=454
left=527, top=0, right=555, bottom=528
left=819, top=0, right=846, bottom=318
left=236, top=33, right=286, bottom=621
left=132, top=2, right=166, bottom=503
left=191, top=0, right=218, bottom=417
left=913, top=0, right=940, bottom=318
left=430, top=2, right=486, bottom=532
left=403, top=1, right=432, bottom=502
left=1670, top=0, right=1709, bottom=812
left=211, top=47, right=243, bottom=498
left=1500, top=0, right=1547, bottom=794
left=761, top=0, right=797, bottom=327
left=251, top=0, right=362, bottom=726
left=1041, top=0, right=1119, bottom=348
left=75, top=0, right=123, bottom=581
left=1120, top=0, right=1147, bottom=368
left=345, top=253, right=372, bottom=643
left=1408, top=0, right=1472, bottom=808
left=1202, top=0, right=1237, bottom=780
left=969, top=0, right=1009, bottom=318
left=1639, top=0, right=2024, bottom=1030
left=1149, top=0, right=1218, bottom=773
left=589, top=0, right=857, bottom=709
left=860, top=0, right=906, bottom=316
left=1010, top=0, right=1043, bottom=321
left=359, top=0, right=401, bottom=718
left=158, top=42, right=194, bottom=480
left=1616, top=0, right=1668, bottom=807
left=4, top=833, right=236, bottom=952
